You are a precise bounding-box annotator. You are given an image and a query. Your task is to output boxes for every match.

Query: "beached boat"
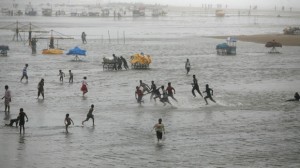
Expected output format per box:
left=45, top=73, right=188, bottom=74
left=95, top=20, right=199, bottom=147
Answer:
left=42, top=8, right=52, bottom=16
left=132, top=7, right=145, bottom=17
left=215, top=9, right=225, bottom=17
left=42, top=48, right=63, bottom=55
left=25, top=3, right=37, bottom=16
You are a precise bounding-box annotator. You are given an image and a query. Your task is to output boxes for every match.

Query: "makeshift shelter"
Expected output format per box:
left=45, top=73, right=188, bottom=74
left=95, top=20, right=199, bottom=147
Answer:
left=66, top=47, right=86, bottom=60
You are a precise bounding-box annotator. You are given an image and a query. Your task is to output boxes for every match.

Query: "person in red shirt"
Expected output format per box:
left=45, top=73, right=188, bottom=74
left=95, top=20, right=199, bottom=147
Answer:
left=166, top=82, right=177, bottom=102
left=135, top=86, right=144, bottom=105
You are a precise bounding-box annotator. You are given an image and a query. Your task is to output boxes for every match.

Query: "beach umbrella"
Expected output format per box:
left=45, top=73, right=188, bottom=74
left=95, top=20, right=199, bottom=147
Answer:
left=265, top=41, right=282, bottom=48
left=66, top=47, right=86, bottom=60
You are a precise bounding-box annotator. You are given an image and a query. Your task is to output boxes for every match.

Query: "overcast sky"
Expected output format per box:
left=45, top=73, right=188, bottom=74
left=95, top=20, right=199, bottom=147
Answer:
left=106, top=0, right=300, bottom=9
left=5, top=0, right=300, bottom=10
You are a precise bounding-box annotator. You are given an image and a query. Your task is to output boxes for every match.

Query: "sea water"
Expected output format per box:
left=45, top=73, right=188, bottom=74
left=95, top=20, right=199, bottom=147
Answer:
left=0, top=14, right=300, bottom=167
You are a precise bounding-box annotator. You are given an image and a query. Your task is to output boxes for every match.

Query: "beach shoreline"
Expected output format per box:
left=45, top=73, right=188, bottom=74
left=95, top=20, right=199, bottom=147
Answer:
left=208, top=34, right=300, bottom=46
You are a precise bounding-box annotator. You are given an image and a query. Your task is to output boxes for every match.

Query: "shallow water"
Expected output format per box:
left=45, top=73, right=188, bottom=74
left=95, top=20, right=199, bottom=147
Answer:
left=0, top=15, right=300, bottom=167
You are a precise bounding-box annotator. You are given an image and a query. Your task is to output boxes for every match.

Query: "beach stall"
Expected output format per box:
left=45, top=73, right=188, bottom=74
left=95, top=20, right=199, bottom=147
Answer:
left=130, top=53, right=152, bottom=69
left=0, top=45, right=9, bottom=56
left=216, top=37, right=237, bottom=55
left=265, top=40, right=282, bottom=54
left=66, top=47, right=86, bottom=60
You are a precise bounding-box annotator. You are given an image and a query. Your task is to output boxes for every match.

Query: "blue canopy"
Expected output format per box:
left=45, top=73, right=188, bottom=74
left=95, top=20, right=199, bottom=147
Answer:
left=66, top=47, right=86, bottom=56
left=216, top=43, right=229, bottom=49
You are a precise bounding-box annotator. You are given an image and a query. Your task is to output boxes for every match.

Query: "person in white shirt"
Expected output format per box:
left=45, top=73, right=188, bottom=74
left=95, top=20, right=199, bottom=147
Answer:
left=2, top=85, right=11, bottom=113
left=152, top=118, right=165, bottom=142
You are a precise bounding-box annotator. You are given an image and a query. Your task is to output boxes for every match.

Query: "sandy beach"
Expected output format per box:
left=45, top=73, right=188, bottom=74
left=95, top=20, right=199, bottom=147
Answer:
left=210, top=34, right=300, bottom=46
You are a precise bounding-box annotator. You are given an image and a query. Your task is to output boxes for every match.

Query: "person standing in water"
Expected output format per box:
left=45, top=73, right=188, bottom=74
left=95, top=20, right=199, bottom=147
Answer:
left=18, top=108, right=28, bottom=134
left=166, top=82, right=178, bottom=102
left=82, top=104, right=95, bottom=126
left=37, top=78, right=44, bottom=99
left=203, top=84, right=216, bottom=105
left=64, top=113, right=74, bottom=134
left=2, top=85, right=11, bottom=113
left=20, top=64, right=29, bottom=82
left=135, top=86, right=144, bottom=105
left=81, top=32, right=87, bottom=44
left=192, top=75, right=203, bottom=98
left=150, top=81, right=160, bottom=101
left=185, top=58, right=191, bottom=75
left=81, top=77, right=88, bottom=96
left=58, top=70, right=65, bottom=82
left=120, top=56, right=129, bottom=70
left=152, top=118, right=165, bottom=142
left=69, top=70, right=73, bottom=83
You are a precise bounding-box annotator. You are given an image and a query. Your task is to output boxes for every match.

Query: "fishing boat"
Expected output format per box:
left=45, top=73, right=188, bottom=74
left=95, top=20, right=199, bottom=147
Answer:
left=215, top=9, right=225, bottom=17
left=42, top=8, right=52, bottom=16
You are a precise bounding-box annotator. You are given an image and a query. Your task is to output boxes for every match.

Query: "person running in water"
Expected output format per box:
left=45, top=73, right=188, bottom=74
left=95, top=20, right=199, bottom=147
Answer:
left=2, top=85, right=11, bottom=113
left=82, top=104, right=95, bottom=126
left=18, top=108, right=28, bottom=134
left=81, top=77, right=88, bottom=96
left=192, top=75, right=203, bottom=98
left=139, top=80, right=151, bottom=93
left=203, top=84, right=216, bottom=105
left=152, top=118, right=165, bottom=142
left=64, top=113, right=74, bottom=133
left=166, top=82, right=178, bottom=102
left=185, top=59, right=191, bottom=75
left=20, top=64, right=29, bottom=82
left=150, top=81, right=161, bottom=102
left=160, top=85, right=172, bottom=106
left=58, top=70, right=65, bottom=82
left=37, top=78, right=44, bottom=99
left=69, top=70, right=73, bottom=83
left=286, top=92, right=300, bottom=101
left=135, top=86, right=144, bottom=105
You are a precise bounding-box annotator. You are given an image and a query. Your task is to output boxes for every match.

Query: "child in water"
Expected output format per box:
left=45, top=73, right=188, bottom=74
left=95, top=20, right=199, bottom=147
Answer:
left=69, top=70, right=73, bottom=83
left=58, top=70, right=65, bottom=82
left=64, top=113, right=74, bottom=133
left=135, top=86, right=144, bottom=105
left=81, top=77, right=88, bottom=96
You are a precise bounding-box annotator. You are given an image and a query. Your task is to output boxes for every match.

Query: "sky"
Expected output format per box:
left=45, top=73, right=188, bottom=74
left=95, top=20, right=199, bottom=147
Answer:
left=106, top=0, right=300, bottom=9
left=5, top=0, right=300, bottom=10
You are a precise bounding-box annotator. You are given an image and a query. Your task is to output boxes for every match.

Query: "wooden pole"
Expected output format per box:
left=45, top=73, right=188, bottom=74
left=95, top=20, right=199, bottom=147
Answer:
left=123, top=31, right=125, bottom=44
left=117, top=30, right=119, bottom=44
left=108, top=30, right=111, bottom=43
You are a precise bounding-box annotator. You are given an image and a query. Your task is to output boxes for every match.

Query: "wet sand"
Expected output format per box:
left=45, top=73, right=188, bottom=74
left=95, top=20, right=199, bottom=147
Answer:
left=210, top=34, right=300, bottom=46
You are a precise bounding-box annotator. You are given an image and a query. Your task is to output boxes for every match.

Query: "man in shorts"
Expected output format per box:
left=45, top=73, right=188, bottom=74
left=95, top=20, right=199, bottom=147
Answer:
left=82, top=104, right=95, bottom=126
left=20, top=64, right=29, bottom=82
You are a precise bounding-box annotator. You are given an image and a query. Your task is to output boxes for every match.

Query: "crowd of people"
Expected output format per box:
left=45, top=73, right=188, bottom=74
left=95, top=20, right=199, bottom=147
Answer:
left=2, top=59, right=299, bottom=142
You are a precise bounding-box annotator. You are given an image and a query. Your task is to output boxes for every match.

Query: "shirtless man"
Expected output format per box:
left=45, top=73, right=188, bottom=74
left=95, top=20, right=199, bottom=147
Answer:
left=82, top=104, right=95, bottom=126
left=65, top=113, right=74, bottom=133
left=203, top=84, right=216, bottom=105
